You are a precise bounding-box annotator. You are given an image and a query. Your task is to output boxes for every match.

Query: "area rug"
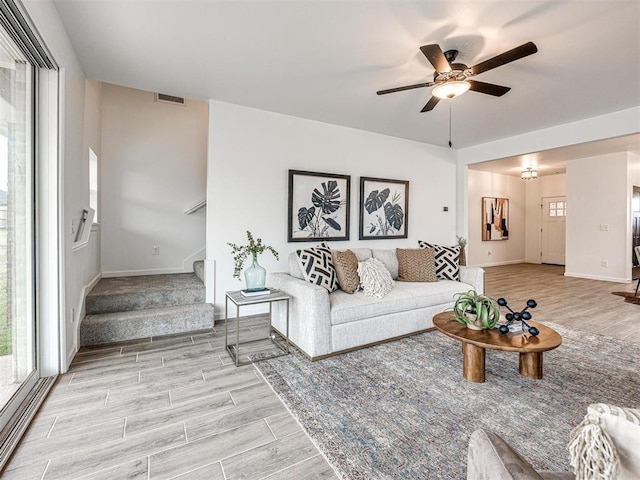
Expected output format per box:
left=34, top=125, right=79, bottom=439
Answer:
left=253, top=324, right=640, bottom=479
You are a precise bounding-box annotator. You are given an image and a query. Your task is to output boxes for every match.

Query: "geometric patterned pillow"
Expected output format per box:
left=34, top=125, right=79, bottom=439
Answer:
left=296, top=242, right=338, bottom=292
left=418, top=241, right=460, bottom=281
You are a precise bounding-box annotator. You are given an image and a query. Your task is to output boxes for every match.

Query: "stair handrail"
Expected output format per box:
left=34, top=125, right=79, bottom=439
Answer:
left=184, top=199, right=206, bottom=215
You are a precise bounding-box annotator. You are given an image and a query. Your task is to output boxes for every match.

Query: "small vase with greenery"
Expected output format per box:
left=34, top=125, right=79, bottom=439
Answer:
left=456, top=235, right=467, bottom=266
left=452, top=290, right=500, bottom=330
left=228, top=231, right=279, bottom=291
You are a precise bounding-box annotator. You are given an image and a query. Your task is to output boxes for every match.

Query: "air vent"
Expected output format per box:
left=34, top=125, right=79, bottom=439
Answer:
left=154, top=93, right=185, bottom=106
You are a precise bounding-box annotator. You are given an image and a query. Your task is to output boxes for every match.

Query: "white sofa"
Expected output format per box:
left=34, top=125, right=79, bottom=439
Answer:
left=269, top=247, right=484, bottom=360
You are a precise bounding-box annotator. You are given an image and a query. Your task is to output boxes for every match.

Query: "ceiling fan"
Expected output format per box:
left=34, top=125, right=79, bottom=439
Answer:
left=376, top=41, right=538, bottom=112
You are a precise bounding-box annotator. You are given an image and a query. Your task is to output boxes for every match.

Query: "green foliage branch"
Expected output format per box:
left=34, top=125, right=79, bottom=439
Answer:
left=227, top=231, right=279, bottom=280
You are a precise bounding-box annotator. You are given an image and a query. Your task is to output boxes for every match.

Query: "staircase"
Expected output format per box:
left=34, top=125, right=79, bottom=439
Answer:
left=81, top=260, right=213, bottom=346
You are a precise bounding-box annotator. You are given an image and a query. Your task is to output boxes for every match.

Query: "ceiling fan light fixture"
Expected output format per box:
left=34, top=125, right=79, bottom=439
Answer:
left=432, top=81, right=470, bottom=99
left=521, top=167, right=538, bottom=180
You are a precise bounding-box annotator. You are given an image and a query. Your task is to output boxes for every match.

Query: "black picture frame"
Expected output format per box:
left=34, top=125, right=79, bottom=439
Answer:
left=359, top=177, right=409, bottom=240
left=288, top=170, right=351, bottom=242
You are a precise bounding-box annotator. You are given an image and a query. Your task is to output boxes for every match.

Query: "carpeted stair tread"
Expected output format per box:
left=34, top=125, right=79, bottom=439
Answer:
left=81, top=303, right=214, bottom=346
left=87, top=273, right=205, bottom=314
left=193, top=260, right=205, bottom=284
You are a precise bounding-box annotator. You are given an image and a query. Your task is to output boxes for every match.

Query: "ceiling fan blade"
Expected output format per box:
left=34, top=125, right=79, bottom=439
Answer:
left=376, top=82, right=435, bottom=95
left=420, top=96, right=440, bottom=112
left=469, top=41, right=538, bottom=75
left=420, top=44, right=451, bottom=73
left=468, top=80, right=511, bottom=97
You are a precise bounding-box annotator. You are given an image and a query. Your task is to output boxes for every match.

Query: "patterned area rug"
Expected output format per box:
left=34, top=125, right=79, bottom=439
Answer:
left=254, top=324, right=640, bottom=479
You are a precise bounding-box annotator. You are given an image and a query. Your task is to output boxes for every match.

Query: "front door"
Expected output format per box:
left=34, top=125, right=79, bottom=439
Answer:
left=541, top=197, right=566, bottom=265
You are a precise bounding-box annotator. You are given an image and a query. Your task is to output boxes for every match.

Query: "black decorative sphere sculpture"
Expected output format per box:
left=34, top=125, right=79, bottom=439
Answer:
left=496, top=298, right=540, bottom=336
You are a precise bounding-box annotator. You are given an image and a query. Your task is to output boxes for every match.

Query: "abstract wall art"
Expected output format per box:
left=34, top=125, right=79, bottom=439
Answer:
left=482, top=197, right=509, bottom=241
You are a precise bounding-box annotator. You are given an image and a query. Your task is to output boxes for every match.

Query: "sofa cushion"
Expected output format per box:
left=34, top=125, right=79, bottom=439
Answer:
left=332, top=250, right=360, bottom=294
left=350, top=248, right=373, bottom=262
left=372, top=249, right=399, bottom=279
left=288, top=251, right=305, bottom=279
left=418, top=241, right=461, bottom=281
left=396, top=248, right=437, bottom=282
left=330, top=279, right=470, bottom=325
left=296, top=242, right=337, bottom=292
left=569, top=403, right=640, bottom=480
left=357, top=258, right=394, bottom=298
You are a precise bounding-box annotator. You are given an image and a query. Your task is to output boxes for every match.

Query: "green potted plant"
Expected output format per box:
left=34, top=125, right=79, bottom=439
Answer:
left=228, top=231, right=279, bottom=291
left=452, top=290, right=500, bottom=330
left=456, top=235, right=467, bottom=266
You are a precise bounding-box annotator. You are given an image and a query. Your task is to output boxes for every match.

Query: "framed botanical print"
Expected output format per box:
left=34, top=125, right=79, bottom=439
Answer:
left=359, top=177, right=409, bottom=240
left=288, top=170, right=350, bottom=242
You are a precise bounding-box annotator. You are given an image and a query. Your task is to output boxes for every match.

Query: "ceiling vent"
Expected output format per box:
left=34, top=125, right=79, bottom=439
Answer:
left=154, top=93, right=185, bottom=106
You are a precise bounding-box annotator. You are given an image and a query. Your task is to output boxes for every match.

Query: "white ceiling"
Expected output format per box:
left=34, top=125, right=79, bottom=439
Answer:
left=468, top=133, right=640, bottom=177
left=52, top=0, right=640, bottom=151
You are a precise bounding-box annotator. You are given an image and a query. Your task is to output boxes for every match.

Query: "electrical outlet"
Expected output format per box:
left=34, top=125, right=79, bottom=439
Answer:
left=152, top=246, right=160, bottom=255
left=71, top=307, right=75, bottom=323
left=602, top=260, right=608, bottom=268
left=487, top=251, right=492, bottom=256
left=600, top=224, right=609, bottom=231
left=71, top=220, right=76, bottom=235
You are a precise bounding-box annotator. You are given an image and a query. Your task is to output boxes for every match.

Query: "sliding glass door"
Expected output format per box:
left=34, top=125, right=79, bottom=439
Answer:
left=0, top=23, right=37, bottom=426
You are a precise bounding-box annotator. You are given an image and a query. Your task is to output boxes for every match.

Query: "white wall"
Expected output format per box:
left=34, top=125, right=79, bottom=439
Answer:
left=207, top=101, right=457, bottom=316
left=524, top=174, right=567, bottom=263
left=467, top=170, right=525, bottom=267
left=23, top=0, right=101, bottom=369
left=565, top=153, right=629, bottom=282
left=627, top=152, right=640, bottom=267
left=100, top=84, right=208, bottom=276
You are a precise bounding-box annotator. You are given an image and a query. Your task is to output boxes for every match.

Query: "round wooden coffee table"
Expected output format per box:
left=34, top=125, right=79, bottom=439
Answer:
left=432, top=312, right=562, bottom=383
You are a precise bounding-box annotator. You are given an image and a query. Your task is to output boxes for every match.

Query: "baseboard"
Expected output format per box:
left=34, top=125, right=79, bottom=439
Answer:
left=564, top=271, right=630, bottom=283
left=102, top=267, right=188, bottom=278
left=69, top=271, right=102, bottom=371
left=472, top=259, right=525, bottom=268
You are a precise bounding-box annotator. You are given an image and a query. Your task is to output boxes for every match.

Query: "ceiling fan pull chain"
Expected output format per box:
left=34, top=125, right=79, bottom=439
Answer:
left=449, top=102, right=452, bottom=148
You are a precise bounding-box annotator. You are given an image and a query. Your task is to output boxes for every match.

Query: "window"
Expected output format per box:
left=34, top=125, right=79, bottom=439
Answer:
left=549, top=201, right=566, bottom=218
left=89, top=147, right=98, bottom=222
left=0, top=18, right=36, bottom=431
left=0, top=0, right=59, bottom=464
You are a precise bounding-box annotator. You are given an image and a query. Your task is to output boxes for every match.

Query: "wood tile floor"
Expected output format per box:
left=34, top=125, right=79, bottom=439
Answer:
left=3, top=263, right=639, bottom=479
left=484, top=263, right=640, bottom=343
left=3, top=318, right=338, bottom=480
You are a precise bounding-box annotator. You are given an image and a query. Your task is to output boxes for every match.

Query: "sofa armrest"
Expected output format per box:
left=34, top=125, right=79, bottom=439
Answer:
left=467, top=429, right=544, bottom=480
left=269, top=272, right=332, bottom=359
left=460, top=266, right=485, bottom=294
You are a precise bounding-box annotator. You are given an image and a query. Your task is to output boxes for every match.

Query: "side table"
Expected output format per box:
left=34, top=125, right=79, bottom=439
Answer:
left=224, top=289, right=290, bottom=366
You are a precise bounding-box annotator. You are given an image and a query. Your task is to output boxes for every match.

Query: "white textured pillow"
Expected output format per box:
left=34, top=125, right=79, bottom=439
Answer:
left=357, top=258, right=394, bottom=298
left=569, top=403, right=640, bottom=480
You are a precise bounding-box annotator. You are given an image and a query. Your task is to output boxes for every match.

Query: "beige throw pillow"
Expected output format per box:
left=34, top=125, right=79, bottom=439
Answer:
left=396, top=248, right=438, bottom=282
left=332, top=250, right=360, bottom=294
